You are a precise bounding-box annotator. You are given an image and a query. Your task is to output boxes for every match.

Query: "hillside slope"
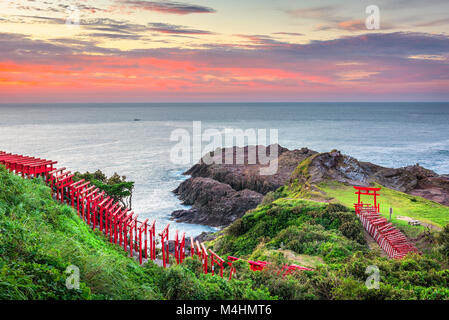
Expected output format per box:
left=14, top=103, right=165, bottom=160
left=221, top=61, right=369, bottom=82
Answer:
left=209, top=197, right=449, bottom=299
left=0, top=166, right=162, bottom=299
left=0, top=166, right=276, bottom=300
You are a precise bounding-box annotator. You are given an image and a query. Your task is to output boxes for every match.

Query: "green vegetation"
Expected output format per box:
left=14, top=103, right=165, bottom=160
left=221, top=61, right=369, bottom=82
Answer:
left=207, top=153, right=449, bottom=300
left=0, top=166, right=275, bottom=300
left=0, top=166, right=158, bottom=299
left=212, top=200, right=366, bottom=263
left=73, top=170, right=134, bottom=209
left=210, top=195, right=449, bottom=299
left=319, top=181, right=449, bottom=228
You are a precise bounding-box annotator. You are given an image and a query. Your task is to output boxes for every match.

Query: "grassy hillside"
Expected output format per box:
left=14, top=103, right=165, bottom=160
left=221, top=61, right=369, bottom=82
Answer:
left=0, top=165, right=162, bottom=299
left=210, top=194, right=449, bottom=299
left=284, top=154, right=449, bottom=229
left=319, top=181, right=449, bottom=228
left=207, top=154, right=449, bottom=300
left=211, top=200, right=366, bottom=263
left=0, top=166, right=274, bottom=300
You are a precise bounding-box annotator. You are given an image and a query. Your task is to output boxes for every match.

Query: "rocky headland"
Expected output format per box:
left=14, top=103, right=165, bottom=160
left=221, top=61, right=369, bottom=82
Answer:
left=291, top=150, right=449, bottom=206
left=171, top=144, right=316, bottom=227
left=171, top=145, right=449, bottom=228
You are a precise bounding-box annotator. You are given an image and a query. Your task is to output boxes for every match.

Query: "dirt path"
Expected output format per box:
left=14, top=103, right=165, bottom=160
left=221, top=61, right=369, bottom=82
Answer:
left=396, top=215, right=442, bottom=231
left=276, top=249, right=324, bottom=268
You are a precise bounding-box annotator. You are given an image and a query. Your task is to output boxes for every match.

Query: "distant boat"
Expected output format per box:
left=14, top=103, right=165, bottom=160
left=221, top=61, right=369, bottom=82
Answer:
left=133, top=118, right=142, bottom=121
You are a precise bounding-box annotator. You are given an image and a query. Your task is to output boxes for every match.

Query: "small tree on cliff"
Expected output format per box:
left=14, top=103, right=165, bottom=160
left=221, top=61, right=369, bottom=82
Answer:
left=73, top=170, right=134, bottom=209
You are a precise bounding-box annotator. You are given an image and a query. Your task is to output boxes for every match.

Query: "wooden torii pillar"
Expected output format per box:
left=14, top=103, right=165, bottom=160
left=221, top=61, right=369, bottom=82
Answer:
left=159, top=224, right=170, bottom=267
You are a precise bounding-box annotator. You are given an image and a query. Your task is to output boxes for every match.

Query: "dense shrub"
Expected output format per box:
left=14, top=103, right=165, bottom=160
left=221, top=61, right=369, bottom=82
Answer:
left=73, top=170, right=134, bottom=209
left=155, top=261, right=275, bottom=300
left=437, top=224, right=449, bottom=259
left=270, top=223, right=364, bottom=263
left=215, top=200, right=366, bottom=259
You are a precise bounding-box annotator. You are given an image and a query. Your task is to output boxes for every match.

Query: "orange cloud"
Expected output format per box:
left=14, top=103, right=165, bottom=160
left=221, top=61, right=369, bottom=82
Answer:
left=337, top=20, right=365, bottom=31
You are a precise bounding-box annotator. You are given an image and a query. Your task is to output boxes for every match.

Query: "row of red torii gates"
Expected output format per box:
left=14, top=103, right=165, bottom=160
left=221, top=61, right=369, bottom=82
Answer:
left=0, top=151, right=313, bottom=279
left=353, top=186, right=419, bottom=259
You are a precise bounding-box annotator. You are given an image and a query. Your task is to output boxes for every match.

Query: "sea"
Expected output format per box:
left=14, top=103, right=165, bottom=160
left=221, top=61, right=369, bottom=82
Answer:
left=1, top=102, right=448, bottom=237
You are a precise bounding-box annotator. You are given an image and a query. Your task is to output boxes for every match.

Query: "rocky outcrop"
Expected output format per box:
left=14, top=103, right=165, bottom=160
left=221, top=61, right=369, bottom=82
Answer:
left=404, top=165, right=449, bottom=206
left=185, top=144, right=317, bottom=195
left=295, top=150, right=419, bottom=192
left=171, top=144, right=317, bottom=227
left=172, top=177, right=263, bottom=227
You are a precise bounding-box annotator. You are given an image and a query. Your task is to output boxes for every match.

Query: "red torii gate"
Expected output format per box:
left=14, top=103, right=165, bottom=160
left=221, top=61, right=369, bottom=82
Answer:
left=353, top=186, right=381, bottom=214
left=201, top=243, right=208, bottom=274
left=209, top=249, right=225, bottom=277
left=179, top=232, right=186, bottom=264
left=149, top=220, right=156, bottom=260
left=0, top=153, right=56, bottom=178
left=353, top=185, right=419, bottom=258
left=137, top=218, right=149, bottom=264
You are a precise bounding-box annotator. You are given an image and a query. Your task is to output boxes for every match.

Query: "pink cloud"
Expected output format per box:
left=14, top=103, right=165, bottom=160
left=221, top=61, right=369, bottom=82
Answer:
left=1, top=32, right=448, bottom=102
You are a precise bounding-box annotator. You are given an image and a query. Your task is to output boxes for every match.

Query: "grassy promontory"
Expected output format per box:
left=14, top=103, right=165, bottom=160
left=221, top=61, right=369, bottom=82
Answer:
left=207, top=154, right=449, bottom=299
left=319, top=181, right=449, bottom=228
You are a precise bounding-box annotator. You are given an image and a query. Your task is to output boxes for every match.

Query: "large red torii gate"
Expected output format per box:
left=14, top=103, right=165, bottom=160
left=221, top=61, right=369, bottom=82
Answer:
left=353, top=186, right=381, bottom=214
left=353, top=185, right=419, bottom=259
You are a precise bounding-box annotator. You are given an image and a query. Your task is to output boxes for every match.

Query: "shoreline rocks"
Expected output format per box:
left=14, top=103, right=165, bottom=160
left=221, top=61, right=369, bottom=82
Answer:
left=184, top=144, right=317, bottom=194
left=172, top=177, right=263, bottom=227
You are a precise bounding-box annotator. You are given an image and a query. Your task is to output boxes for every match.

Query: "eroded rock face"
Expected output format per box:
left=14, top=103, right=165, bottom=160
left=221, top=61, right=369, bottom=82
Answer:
left=298, top=151, right=418, bottom=192
left=306, top=152, right=371, bottom=185
left=404, top=165, right=449, bottom=206
left=172, top=177, right=263, bottom=227
left=171, top=145, right=317, bottom=227
left=185, top=144, right=317, bottom=195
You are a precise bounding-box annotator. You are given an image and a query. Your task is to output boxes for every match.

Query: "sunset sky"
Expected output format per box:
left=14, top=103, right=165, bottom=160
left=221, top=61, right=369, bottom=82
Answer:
left=1, top=0, right=449, bottom=102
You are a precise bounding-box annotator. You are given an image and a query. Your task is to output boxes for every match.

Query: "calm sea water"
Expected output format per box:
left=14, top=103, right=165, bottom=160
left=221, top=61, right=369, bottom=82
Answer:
left=1, top=102, right=448, bottom=236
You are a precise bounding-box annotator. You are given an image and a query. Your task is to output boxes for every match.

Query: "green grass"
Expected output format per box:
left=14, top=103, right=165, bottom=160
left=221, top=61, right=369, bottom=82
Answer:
left=204, top=155, right=449, bottom=300
left=319, top=181, right=449, bottom=228
left=0, top=166, right=276, bottom=300
left=0, top=166, right=164, bottom=299
left=211, top=199, right=368, bottom=263
left=210, top=195, right=449, bottom=300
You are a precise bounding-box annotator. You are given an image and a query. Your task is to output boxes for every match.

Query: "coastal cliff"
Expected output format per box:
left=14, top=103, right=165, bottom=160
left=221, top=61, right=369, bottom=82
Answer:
left=171, top=145, right=449, bottom=228
left=171, top=145, right=316, bottom=227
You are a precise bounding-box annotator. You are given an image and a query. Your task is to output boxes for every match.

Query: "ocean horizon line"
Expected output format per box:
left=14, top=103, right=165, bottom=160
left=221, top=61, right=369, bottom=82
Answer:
left=1, top=101, right=449, bottom=106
